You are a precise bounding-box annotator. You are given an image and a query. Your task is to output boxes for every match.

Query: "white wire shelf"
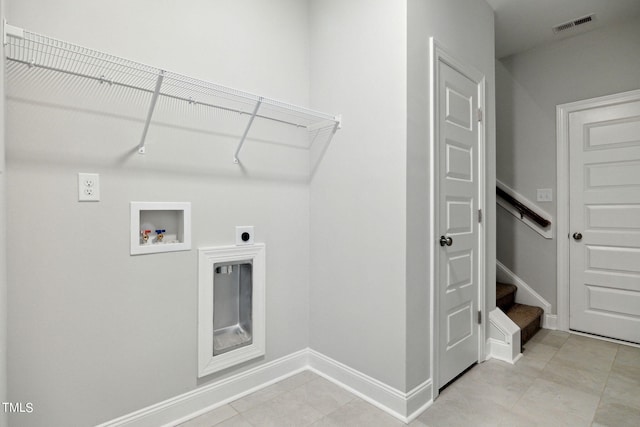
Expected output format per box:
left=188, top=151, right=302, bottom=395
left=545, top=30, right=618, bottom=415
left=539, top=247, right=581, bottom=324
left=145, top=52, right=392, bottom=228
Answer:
left=3, top=22, right=342, bottom=163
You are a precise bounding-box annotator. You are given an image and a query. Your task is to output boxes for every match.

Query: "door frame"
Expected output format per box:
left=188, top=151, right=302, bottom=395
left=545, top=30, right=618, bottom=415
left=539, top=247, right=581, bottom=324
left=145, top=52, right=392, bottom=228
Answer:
left=429, top=38, right=486, bottom=396
left=556, top=88, right=640, bottom=332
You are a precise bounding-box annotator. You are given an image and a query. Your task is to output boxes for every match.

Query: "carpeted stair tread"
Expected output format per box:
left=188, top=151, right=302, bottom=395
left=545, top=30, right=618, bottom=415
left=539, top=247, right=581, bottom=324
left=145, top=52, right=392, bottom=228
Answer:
left=505, top=303, right=544, bottom=346
left=496, top=282, right=517, bottom=313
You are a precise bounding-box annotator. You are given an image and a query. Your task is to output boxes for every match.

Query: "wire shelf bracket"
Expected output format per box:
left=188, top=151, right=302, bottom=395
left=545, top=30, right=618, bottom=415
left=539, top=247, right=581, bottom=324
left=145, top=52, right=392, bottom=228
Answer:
left=3, top=21, right=23, bottom=46
left=3, top=22, right=342, bottom=163
left=138, top=70, right=165, bottom=154
left=234, top=97, right=262, bottom=164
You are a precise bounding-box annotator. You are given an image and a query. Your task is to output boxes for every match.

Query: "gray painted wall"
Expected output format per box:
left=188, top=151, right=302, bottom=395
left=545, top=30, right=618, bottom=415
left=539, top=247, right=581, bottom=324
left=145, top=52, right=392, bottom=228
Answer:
left=5, top=0, right=498, bottom=425
left=308, top=0, right=496, bottom=393
left=308, top=0, right=409, bottom=392
left=6, top=1, right=312, bottom=426
left=496, top=16, right=640, bottom=311
left=406, top=0, right=496, bottom=391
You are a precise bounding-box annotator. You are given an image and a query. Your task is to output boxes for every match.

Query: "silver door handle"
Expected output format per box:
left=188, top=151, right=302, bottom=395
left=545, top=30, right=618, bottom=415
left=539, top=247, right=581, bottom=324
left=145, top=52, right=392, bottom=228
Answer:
left=440, top=236, right=453, bottom=247
left=572, top=232, right=583, bottom=241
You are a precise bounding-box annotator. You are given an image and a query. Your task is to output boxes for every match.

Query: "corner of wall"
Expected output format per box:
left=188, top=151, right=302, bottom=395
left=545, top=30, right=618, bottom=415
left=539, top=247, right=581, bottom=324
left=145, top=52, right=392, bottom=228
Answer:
left=308, top=0, right=410, bottom=394
left=405, top=0, right=433, bottom=394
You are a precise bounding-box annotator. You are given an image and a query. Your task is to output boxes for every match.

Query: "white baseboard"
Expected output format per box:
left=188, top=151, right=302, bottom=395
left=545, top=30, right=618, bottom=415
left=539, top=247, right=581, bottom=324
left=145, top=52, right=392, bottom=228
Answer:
left=307, top=349, right=432, bottom=423
left=97, top=348, right=432, bottom=427
left=497, top=260, right=556, bottom=329
left=488, top=338, right=523, bottom=364
left=544, top=314, right=558, bottom=330
left=96, top=350, right=309, bottom=427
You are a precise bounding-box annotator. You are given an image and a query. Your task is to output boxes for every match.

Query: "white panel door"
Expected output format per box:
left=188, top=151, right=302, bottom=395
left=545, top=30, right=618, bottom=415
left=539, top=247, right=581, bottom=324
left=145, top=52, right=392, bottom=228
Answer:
left=569, top=98, right=640, bottom=344
left=438, top=60, right=480, bottom=387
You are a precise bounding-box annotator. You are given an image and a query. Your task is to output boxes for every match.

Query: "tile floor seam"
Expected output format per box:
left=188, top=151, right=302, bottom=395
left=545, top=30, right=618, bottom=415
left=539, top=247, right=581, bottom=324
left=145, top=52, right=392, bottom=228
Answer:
left=507, top=342, right=553, bottom=411
left=590, top=344, right=619, bottom=427
left=556, top=345, right=609, bottom=426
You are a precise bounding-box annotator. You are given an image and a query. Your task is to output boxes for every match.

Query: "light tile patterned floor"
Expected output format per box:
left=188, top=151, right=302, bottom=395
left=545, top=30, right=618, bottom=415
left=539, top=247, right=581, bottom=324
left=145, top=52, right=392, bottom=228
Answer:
left=179, top=331, right=640, bottom=426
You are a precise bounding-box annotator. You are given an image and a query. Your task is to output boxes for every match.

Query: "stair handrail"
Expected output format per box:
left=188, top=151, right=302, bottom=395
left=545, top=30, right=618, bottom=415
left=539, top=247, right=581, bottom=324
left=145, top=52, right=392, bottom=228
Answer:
left=496, top=187, right=551, bottom=228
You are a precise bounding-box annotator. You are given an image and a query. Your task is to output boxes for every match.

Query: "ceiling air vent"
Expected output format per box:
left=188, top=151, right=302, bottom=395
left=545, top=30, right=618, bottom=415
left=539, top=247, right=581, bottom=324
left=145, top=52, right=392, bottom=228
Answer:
left=553, top=14, right=596, bottom=34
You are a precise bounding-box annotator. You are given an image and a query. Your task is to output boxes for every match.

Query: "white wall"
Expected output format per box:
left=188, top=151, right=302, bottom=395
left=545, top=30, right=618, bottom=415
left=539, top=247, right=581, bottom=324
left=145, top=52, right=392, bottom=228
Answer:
left=5, top=1, right=312, bottom=426
left=496, top=16, right=640, bottom=311
left=406, top=0, right=496, bottom=390
left=308, top=0, right=409, bottom=392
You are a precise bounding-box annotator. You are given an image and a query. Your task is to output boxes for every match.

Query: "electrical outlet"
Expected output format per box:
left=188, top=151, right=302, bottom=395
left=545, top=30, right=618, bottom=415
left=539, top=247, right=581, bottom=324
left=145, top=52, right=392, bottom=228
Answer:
left=236, top=226, right=254, bottom=245
left=537, top=188, right=552, bottom=202
left=78, top=173, right=100, bottom=202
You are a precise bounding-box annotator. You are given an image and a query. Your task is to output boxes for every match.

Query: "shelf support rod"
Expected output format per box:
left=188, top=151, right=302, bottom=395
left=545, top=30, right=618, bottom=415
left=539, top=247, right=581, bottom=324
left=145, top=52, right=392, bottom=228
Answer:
left=138, top=70, right=165, bottom=154
left=233, top=97, right=262, bottom=164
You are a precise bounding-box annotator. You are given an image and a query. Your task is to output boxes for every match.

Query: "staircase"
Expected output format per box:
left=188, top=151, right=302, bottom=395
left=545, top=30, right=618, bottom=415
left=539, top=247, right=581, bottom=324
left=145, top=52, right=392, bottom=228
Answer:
left=496, top=282, right=543, bottom=349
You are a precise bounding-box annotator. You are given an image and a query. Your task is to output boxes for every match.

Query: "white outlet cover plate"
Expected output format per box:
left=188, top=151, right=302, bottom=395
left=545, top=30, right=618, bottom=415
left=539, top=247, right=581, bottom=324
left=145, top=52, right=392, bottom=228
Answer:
left=537, top=188, right=553, bottom=202
left=78, top=173, right=100, bottom=202
left=236, top=226, right=254, bottom=245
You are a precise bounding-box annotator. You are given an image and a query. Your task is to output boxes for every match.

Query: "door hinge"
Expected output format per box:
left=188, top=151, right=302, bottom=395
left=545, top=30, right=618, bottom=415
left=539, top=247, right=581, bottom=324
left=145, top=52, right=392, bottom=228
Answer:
left=478, top=310, right=482, bottom=324
left=478, top=209, right=482, bottom=223
left=477, top=108, right=483, bottom=122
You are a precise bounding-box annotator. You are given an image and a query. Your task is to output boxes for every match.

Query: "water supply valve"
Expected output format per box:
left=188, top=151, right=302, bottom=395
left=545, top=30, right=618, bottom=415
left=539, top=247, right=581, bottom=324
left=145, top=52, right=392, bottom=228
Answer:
left=155, top=229, right=166, bottom=243
left=141, top=229, right=152, bottom=244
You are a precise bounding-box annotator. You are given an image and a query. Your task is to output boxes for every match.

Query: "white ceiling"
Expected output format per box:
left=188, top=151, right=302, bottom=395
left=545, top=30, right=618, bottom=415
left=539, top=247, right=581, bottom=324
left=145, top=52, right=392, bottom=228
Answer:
left=487, top=0, right=640, bottom=58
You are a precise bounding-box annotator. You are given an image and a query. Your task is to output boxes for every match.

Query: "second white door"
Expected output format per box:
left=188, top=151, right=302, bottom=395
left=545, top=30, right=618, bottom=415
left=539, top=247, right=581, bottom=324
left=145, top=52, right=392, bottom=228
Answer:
left=568, top=93, right=640, bottom=344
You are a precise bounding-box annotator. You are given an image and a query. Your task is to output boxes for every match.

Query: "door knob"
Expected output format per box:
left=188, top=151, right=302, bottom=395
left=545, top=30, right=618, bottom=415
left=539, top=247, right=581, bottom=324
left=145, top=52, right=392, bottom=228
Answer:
left=440, top=236, right=453, bottom=247
left=573, top=232, right=583, bottom=241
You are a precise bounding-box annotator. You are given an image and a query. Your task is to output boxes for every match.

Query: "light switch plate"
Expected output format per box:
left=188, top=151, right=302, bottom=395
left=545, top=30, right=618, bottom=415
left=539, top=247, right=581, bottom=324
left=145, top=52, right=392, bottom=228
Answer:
left=537, top=188, right=552, bottom=202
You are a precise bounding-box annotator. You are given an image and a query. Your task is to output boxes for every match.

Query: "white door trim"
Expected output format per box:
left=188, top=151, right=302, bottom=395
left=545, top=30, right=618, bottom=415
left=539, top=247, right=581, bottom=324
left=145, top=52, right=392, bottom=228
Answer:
left=556, top=88, right=640, bottom=332
left=429, top=37, right=486, bottom=396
